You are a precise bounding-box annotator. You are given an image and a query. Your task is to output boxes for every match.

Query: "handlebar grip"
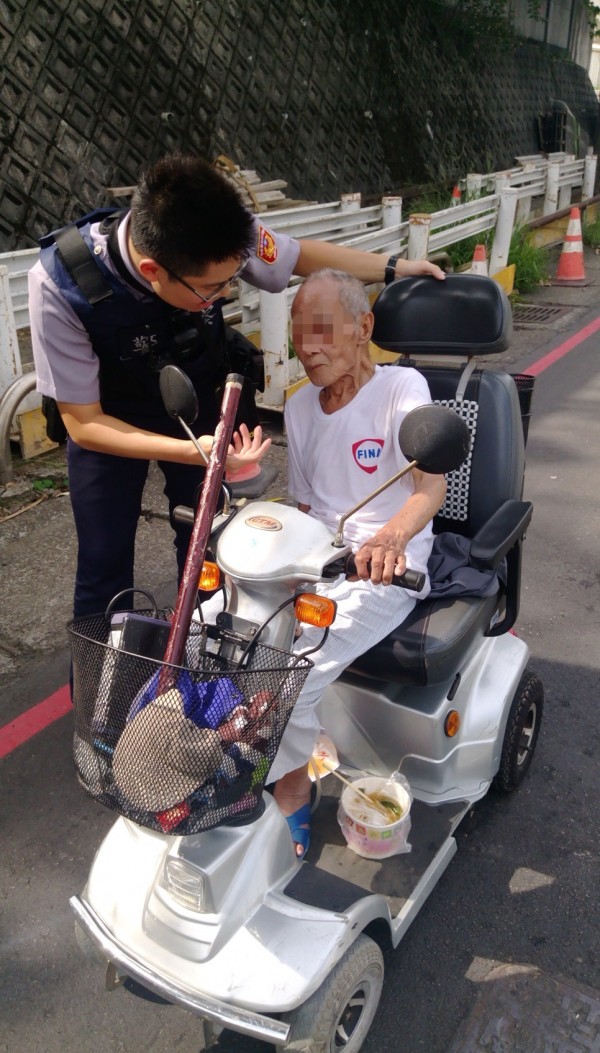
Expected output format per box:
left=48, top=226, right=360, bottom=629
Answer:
left=345, top=554, right=426, bottom=592
left=173, top=504, right=195, bottom=524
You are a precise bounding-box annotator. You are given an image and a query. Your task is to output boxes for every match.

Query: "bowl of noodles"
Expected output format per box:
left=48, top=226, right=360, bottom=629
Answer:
left=337, top=774, right=412, bottom=859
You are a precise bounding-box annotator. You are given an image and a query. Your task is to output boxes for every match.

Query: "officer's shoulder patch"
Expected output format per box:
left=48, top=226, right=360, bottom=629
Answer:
left=257, top=224, right=278, bottom=265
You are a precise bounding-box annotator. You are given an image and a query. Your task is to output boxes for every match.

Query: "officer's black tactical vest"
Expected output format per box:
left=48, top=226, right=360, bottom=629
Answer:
left=39, top=210, right=260, bottom=435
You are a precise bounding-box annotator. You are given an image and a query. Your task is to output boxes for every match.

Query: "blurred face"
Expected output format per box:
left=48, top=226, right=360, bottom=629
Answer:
left=291, top=281, right=373, bottom=388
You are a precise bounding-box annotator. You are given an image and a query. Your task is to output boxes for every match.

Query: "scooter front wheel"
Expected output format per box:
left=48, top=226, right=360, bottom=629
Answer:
left=281, top=933, right=384, bottom=1053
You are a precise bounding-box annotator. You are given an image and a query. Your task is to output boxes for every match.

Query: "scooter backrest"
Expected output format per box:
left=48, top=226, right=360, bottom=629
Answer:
left=371, top=274, right=512, bottom=356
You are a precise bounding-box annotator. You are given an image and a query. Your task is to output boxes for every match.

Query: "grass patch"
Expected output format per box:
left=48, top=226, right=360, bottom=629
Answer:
left=437, top=224, right=549, bottom=293
left=507, top=225, right=549, bottom=293
left=582, top=212, right=600, bottom=250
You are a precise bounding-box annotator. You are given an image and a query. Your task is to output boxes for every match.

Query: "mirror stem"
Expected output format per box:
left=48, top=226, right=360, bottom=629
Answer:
left=177, top=416, right=231, bottom=516
left=332, top=460, right=418, bottom=548
left=177, top=416, right=210, bottom=466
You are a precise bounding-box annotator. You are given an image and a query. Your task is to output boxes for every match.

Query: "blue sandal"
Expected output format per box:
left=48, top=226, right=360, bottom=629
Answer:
left=285, top=802, right=311, bottom=858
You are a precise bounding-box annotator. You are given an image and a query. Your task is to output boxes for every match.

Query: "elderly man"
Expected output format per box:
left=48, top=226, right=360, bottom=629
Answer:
left=270, top=269, right=447, bottom=856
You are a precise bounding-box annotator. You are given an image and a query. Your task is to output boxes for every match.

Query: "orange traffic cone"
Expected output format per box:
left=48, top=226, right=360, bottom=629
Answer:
left=450, top=185, right=462, bottom=207
left=470, top=244, right=488, bottom=276
left=552, top=207, right=590, bottom=286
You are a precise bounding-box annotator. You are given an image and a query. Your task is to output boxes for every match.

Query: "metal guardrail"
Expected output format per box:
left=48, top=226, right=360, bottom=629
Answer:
left=0, top=372, right=37, bottom=484
left=0, top=151, right=597, bottom=430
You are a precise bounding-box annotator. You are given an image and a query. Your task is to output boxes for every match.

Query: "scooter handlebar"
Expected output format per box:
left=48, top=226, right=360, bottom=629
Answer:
left=343, top=554, right=426, bottom=592
left=173, top=504, right=195, bottom=525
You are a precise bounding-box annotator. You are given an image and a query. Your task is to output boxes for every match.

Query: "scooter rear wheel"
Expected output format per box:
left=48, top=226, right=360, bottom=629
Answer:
left=282, top=933, right=384, bottom=1052
left=493, top=669, right=544, bottom=792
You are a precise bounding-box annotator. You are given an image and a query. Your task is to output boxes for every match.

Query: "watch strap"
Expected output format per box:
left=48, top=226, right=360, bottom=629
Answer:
left=384, top=254, right=399, bottom=285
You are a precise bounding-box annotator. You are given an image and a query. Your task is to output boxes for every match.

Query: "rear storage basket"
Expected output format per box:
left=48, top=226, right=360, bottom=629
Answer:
left=68, top=613, right=312, bottom=835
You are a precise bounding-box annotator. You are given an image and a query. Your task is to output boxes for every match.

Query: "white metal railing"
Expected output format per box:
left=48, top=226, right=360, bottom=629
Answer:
left=1, top=247, right=38, bottom=330
left=1, top=151, right=597, bottom=422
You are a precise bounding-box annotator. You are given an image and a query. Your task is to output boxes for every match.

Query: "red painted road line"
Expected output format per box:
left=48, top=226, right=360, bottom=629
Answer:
left=1, top=312, right=599, bottom=761
left=0, top=685, right=72, bottom=759
left=525, top=314, right=600, bottom=377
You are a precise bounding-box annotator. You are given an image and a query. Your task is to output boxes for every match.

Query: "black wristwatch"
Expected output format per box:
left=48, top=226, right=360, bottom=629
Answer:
left=384, top=255, right=400, bottom=285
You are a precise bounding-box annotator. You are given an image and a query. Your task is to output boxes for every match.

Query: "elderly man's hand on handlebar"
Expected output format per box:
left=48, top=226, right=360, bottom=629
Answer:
left=353, top=526, right=407, bottom=586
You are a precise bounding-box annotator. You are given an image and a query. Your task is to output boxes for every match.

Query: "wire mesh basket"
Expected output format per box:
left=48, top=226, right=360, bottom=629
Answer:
left=68, top=612, right=312, bottom=835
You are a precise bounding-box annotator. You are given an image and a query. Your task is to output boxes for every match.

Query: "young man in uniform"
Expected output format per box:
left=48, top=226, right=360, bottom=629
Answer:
left=29, top=153, right=444, bottom=619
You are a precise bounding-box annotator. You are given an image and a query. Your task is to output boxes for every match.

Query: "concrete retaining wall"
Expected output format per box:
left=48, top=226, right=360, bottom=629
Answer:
left=0, top=0, right=598, bottom=251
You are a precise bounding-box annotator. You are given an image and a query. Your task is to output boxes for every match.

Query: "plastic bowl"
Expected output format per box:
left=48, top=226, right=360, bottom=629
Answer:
left=337, top=775, right=412, bottom=859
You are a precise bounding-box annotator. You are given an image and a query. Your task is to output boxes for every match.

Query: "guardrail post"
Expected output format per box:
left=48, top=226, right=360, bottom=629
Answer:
left=466, top=173, right=484, bottom=199
left=407, top=213, right=431, bottom=261
left=543, top=161, right=561, bottom=216
left=516, top=162, right=535, bottom=222
left=340, top=193, right=361, bottom=213
left=257, top=289, right=289, bottom=409
left=382, top=196, right=402, bottom=228
left=489, top=187, right=518, bottom=275
left=0, top=265, right=23, bottom=397
left=583, top=154, right=597, bottom=200
left=493, top=171, right=511, bottom=194
left=558, top=179, right=572, bottom=211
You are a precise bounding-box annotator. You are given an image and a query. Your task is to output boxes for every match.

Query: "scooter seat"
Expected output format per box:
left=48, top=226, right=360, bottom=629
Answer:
left=348, top=590, right=500, bottom=688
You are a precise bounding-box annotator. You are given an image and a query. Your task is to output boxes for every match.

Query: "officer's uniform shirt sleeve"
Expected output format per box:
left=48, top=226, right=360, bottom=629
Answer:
left=28, top=261, right=101, bottom=404
left=240, top=217, right=300, bottom=292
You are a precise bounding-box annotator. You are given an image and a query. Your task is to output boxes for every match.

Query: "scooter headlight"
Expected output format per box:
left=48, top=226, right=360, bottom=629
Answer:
left=161, top=858, right=205, bottom=912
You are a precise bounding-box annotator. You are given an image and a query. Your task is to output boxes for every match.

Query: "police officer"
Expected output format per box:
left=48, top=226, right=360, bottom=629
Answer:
left=29, top=153, right=443, bottom=618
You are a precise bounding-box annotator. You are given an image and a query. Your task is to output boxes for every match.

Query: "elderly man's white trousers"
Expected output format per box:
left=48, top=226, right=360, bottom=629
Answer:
left=267, top=575, right=416, bottom=782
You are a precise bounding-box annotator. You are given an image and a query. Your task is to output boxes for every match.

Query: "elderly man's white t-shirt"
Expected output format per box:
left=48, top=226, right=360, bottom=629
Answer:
left=284, top=364, right=434, bottom=579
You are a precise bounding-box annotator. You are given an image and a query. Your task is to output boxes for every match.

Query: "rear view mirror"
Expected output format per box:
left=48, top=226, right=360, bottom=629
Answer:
left=159, top=365, right=199, bottom=426
left=399, top=404, right=470, bottom=474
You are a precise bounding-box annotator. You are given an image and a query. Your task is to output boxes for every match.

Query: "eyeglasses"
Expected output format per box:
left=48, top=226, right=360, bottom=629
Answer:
left=166, top=258, right=248, bottom=304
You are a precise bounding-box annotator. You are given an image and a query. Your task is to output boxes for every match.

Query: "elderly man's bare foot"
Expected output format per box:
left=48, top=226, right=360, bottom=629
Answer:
left=274, top=767, right=312, bottom=858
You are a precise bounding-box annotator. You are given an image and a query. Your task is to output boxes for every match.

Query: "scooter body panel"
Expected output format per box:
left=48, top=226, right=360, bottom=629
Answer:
left=318, top=630, right=529, bottom=802
left=78, top=788, right=471, bottom=1019
left=80, top=798, right=383, bottom=1013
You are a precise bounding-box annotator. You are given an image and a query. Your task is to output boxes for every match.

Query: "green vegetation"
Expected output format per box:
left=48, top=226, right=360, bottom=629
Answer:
left=408, top=186, right=453, bottom=216
left=435, top=224, right=548, bottom=293
left=582, top=211, right=600, bottom=250
left=507, top=226, right=549, bottom=293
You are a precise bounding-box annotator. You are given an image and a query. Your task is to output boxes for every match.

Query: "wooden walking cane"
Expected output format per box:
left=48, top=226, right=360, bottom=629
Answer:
left=159, top=373, right=244, bottom=681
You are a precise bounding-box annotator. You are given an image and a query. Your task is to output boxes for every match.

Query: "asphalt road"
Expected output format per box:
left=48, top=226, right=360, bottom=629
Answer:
left=1, top=274, right=599, bottom=1052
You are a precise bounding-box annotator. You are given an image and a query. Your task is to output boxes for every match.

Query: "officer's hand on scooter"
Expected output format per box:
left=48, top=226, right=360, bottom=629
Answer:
left=353, top=528, right=407, bottom=586
left=395, top=258, right=446, bottom=281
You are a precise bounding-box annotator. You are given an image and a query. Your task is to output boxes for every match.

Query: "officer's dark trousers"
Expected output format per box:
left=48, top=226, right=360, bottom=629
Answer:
left=68, top=441, right=202, bottom=618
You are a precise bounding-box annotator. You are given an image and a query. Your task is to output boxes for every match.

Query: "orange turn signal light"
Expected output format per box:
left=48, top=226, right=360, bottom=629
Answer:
left=294, top=593, right=337, bottom=628
left=198, top=562, right=221, bottom=592
left=444, top=710, right=460, bottom=737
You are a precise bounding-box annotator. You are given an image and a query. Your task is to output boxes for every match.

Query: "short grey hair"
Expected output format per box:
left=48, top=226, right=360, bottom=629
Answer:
left=299, top=268, right=371, bottom=320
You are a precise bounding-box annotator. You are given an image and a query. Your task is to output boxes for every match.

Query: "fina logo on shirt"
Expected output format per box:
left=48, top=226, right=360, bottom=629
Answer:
left=352, top=438, right=384, bottom=474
